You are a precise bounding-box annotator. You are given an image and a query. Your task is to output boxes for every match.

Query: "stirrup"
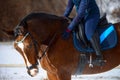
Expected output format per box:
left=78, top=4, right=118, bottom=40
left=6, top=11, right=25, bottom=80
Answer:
left=93, top=57, right=107, bottom=66
left=88, top=54, right=107, bottom=67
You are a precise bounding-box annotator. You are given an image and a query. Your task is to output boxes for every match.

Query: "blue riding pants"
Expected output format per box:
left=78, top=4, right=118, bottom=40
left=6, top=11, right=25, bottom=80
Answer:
left=84, top=13, right=100, bottom=40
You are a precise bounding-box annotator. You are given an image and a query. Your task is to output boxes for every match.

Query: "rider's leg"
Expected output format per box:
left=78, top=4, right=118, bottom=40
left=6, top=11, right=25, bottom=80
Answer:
left=89, top=32, right=103, bottom=60
left=85, top=14, right=104, bottom=62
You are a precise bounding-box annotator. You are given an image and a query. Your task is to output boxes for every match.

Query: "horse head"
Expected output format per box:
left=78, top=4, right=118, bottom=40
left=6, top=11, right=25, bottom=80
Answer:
left=2, top=13, right=69, bottom=77
left=14, top=25, right=40, bottom=77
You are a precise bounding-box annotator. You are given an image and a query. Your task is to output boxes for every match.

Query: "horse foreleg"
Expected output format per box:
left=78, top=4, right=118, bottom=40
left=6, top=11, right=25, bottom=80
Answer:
left=47, top=72, right=71, bottom=80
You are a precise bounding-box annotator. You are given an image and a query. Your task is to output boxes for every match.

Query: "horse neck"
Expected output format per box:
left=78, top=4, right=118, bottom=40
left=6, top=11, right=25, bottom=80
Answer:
left=27, top=18, right=68, bottom=45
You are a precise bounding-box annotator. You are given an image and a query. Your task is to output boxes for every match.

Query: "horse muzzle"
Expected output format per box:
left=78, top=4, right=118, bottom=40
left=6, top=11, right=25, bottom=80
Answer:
left=27, top=65, right=39, bottom=77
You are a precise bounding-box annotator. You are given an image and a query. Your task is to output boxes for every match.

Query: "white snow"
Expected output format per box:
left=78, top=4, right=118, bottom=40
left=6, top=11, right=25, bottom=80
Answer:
left=0, top=42, right=120, bottom=80
left=96, top=0, right=120, bottom=23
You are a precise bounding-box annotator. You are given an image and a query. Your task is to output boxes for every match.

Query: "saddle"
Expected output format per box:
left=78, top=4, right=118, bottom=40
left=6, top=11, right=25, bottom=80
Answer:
left=73, top=15, right=117, bottom=53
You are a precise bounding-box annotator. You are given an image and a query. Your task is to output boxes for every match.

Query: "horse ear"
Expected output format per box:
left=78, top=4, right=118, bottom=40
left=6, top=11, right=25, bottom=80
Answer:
left=40, top=44, right=48, bottom=52
left=14, top=25, right=26, bottom=36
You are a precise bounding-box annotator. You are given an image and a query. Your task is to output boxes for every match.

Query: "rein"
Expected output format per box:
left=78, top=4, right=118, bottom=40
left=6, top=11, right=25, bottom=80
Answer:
left=38, top=32, right=57, bottom=60
left=14, top=32, right=57, bottom=60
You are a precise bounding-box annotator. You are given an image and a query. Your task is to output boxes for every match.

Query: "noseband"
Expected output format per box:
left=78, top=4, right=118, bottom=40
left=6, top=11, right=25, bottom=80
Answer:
left=26, top=62, right=39, bottom=70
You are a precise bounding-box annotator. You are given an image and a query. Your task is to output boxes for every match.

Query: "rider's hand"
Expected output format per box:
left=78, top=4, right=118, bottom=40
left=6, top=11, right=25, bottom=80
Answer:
left=62, top=29, right=71, bottom=40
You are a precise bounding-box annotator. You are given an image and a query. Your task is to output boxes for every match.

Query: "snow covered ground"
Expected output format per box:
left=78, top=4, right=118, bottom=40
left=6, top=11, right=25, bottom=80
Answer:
left=0, top=42, right=120, bottom=80
left=0, top=67, right=120, bottom=80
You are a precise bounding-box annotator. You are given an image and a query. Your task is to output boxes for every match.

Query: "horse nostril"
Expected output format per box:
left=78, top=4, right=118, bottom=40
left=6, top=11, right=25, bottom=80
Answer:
left=34, top=69, right=39, bottom=73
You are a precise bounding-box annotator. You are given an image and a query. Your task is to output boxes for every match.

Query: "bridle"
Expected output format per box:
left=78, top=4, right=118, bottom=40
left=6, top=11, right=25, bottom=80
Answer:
left=14, top=32, right=39, bottom=70
left=14, top=31, right=57, bottom=70
left=15, top=32, right=29, bottom=44
left=15, top=32, right=45, bottom=59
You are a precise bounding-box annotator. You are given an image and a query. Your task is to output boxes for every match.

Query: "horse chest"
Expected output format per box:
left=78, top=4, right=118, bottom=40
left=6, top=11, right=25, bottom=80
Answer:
left=40, top=55, right=57, bottom=73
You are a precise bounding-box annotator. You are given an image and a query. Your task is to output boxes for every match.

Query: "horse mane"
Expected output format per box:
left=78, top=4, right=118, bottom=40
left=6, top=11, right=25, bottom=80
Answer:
left=14, top=12, right=69, bottom=43
left=18, top=12, right=65, bottom=26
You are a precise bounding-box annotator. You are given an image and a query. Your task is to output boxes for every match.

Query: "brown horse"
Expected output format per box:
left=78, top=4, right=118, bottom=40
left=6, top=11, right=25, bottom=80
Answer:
left=4, top=13, right=120, bottom=80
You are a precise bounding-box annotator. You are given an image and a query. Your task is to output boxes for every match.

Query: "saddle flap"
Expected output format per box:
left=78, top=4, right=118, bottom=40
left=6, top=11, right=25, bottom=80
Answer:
left=99, top=24, right=117, bottom=50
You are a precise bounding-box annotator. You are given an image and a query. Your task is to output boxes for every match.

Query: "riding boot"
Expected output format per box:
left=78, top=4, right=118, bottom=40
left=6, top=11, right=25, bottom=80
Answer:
left=90, top=33, right=105, bottom=66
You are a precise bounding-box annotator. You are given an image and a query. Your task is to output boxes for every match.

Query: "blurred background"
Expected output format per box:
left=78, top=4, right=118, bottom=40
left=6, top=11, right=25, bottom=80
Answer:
left=0, top=0, right=120, bottom=41
left=0, top=0, right=120, bottom=80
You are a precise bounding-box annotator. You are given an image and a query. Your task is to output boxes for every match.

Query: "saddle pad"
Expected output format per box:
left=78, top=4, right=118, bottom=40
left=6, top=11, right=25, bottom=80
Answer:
left=73, top=24, right=117, bottom=53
